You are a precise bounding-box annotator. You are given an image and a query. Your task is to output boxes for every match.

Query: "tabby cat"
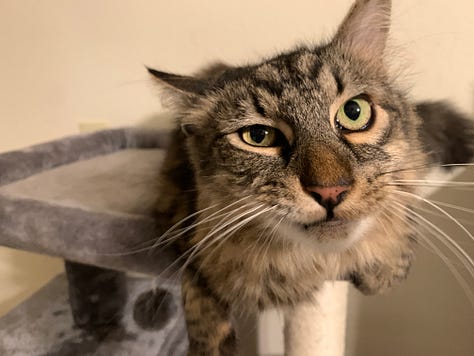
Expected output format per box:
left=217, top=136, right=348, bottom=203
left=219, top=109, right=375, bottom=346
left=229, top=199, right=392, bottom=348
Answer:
left=148, top=0, right=474, bottom=355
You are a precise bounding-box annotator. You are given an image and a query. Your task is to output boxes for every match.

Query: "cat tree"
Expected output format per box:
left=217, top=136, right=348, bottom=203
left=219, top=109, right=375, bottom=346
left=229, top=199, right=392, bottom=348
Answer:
left=0, top=128, right=348, bottom=355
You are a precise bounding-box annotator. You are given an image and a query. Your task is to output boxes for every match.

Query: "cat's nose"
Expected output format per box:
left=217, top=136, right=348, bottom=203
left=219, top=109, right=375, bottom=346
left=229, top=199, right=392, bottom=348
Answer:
left=306, top=185, right=350, bottom=210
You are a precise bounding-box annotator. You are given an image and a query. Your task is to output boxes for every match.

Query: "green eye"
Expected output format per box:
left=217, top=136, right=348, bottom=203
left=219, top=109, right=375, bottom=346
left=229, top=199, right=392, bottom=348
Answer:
left=240, top=125, right=280, bottom=147
left=336, top=97, right=373, bottom=132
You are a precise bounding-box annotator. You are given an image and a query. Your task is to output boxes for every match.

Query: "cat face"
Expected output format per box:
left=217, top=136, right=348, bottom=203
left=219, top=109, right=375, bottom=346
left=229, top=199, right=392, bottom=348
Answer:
left=150, top=0, right=426, bottom=251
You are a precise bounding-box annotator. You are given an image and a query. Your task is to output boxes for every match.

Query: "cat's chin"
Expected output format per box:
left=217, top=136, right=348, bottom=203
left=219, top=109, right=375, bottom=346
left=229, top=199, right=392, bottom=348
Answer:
left=302, top=218, right=347, bottom=230
left=277, top=216, right=375, bottom=253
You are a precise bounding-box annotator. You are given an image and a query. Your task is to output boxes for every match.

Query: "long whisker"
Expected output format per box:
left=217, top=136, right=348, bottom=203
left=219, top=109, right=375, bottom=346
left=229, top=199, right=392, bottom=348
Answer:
left=184, top=205, right=277, bottom=273
left=379, top=206, right=444, bottom=258
left=390, top=200, right=474, bottom=277
left=392, top=190, right=474, bottom=243
left=389, top=203, right=474, bottom=305
left=94, top=200, right=235, bottom=256
left=409, top=204, right=474, bottom=228
left=151, top=196, right=254, bottom=249
left=441, top=163, right=474, bottom=168
left=428, top=199, right=474, bottom=215
left=393, top=179, right=474, bottom=186
left=113, top=205, right=249, bottom=257
left=213, top=207, right=279, bottom=273
left=150, top=203, right=265, bottom=284
left=260, top=215, right=285, bottom=259
left=382, top=204, right=450, bottom=258
left=178, top=204, right=267, bottom=273
left=149, top=201, right=259, bottom=252
left=416, top=236, right=474, bottom=305
left=200, top=204, right=266, bottom=242
left=153, top=202, right=223, bottom=241
left=201, top=206, right=277, bottom=260
left=387, top=182, right=474, bottom=191
left=247, top=213, right=283, bottom=264
left=378, top=162, right=474, bottom=177
left=377, top=163, right=433, bottom=176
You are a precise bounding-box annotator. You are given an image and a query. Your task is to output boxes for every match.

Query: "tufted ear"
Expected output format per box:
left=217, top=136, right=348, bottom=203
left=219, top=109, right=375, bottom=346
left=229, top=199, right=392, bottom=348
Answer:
left=333, top=0, right=391, bottom=58
left=146, top=66, right=210, bottom=97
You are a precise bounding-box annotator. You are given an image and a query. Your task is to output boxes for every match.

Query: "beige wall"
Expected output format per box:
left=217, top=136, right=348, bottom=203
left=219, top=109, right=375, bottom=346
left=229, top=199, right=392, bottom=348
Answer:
left=1, top=0, right=473, bottom=152
left=0, top=0, right=472, bottom=354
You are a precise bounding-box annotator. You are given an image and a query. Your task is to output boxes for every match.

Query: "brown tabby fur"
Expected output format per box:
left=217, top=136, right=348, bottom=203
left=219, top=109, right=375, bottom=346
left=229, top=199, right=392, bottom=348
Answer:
left=149, top=1, right=474, bottom=355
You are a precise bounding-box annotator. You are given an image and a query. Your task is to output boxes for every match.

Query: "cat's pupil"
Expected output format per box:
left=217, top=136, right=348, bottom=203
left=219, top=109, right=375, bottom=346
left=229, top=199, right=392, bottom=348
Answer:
left=250, top=126, right=268, bottom=143
left=344, top=100, right=361, bottom=121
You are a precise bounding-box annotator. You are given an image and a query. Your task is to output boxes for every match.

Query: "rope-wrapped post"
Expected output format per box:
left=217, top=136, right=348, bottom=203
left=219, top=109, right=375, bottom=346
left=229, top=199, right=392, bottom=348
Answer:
left=284, top=281, right=349, bottom=356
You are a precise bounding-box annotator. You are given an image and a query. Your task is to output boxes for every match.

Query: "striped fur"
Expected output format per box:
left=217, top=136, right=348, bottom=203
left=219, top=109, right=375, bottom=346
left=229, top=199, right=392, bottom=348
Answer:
left=149, top=1, right=473, bottom=355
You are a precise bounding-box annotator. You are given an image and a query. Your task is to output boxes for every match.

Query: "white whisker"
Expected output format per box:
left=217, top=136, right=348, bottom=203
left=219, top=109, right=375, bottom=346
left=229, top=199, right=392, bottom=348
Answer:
left=389, top=203, right=474, bottom=305
left=410, top=205, right=474, bottom=228
left=429, top=199, right=474, bottom=215
left=392, top=190, right=474, bottom=243
left=186, top=205, right=277, bottom=272
left=182, top=204, right=268, bottom=269
left=151, top=201, right=263, bottom=283
left=390, top=201, right=474, bottom=277
left=149, top=196, right=254, bottom=252
left=249, top=213, right=283, bottom=263
left=156, top=201, right=259, bottom=248
left=441, top=163, right=474, bottom=168
left=261, top=215, right=285, bottom=258
left=387, top=182, right=474, bottom=191
left=393, top=179, right=474, bottom=186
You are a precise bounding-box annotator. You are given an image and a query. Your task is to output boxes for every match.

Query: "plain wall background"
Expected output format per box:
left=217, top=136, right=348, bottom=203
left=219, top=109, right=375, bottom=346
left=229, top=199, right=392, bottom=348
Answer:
left=0, top=1, right=472, bottom=354
left=1, top=0, right=473, bottom=152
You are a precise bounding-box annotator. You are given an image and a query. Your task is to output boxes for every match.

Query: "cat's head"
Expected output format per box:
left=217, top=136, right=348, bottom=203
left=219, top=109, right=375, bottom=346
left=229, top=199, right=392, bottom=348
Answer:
left=149, top=0, right=427, bottom=251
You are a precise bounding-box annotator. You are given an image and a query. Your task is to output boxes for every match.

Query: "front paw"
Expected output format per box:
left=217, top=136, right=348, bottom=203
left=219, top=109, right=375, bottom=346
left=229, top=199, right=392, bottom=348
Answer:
left=349, top=252, right=414, bottom=295
left=187, top=329, right=236, bottom=356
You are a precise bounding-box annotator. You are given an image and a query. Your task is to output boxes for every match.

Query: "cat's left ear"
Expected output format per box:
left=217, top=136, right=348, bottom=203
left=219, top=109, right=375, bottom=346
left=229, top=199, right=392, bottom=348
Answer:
left=146, top=67, right=209, bottom=97
left=333, top=0, right=391, bottom=59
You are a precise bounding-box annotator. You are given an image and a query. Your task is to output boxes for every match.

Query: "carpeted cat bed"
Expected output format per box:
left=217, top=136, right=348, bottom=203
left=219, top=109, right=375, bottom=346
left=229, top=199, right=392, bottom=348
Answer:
left=0, top=128, right=189, bottom=355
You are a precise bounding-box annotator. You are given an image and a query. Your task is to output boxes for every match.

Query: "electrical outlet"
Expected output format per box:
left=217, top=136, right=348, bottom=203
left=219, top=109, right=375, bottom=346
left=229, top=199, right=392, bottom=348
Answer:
left=78, top=121, right=110, bottom=133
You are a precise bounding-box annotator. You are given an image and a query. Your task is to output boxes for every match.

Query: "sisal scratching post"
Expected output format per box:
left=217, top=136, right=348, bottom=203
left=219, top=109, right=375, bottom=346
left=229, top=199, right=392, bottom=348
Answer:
left=284, top=281, right=349, bottom=356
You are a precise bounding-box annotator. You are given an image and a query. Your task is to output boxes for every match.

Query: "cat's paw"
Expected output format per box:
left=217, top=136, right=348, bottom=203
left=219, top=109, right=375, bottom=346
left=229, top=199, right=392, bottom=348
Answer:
left=349, top=251, right=414, bottom=295
left=187, top=330, right=236, bottom=356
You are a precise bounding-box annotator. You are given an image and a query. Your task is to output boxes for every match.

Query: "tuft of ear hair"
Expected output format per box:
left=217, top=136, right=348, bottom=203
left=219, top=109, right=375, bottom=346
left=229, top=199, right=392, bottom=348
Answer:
left=146, top=66, right=209, bottom=96
left=333, top=0, right=391, bottom=59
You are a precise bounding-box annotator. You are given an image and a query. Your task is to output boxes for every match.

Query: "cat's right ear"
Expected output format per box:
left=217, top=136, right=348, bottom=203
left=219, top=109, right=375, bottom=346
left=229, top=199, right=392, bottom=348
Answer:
left=333, top=0, right=391, bottom=60
left=146, top=66, right=210, bottom=97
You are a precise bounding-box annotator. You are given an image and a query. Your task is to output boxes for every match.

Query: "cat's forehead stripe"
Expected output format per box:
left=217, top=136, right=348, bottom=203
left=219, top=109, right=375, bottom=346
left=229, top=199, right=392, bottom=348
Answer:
left=252, top=52, right=342, bottom=101
left=316, top=64, right=340, bottom=97
left=255, top=63, right=280, bottom=82
left=331, top=70, right=344, bottom=94
left=294, top=51, right=319, bottom=76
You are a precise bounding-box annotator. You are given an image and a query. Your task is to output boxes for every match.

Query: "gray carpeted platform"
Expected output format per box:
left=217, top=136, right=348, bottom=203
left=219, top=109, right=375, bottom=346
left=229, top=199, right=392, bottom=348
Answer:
left=0, top=128, right=189, bottom=355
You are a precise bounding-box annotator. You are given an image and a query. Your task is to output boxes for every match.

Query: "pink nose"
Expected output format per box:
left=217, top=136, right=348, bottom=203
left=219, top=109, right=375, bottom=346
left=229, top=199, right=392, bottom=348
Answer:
left=306, top=185, right=350, bottom=208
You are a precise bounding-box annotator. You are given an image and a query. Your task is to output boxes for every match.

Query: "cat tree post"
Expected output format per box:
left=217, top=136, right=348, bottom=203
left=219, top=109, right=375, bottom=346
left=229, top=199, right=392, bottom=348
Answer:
left=284, top=281, right=349, bottom=356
